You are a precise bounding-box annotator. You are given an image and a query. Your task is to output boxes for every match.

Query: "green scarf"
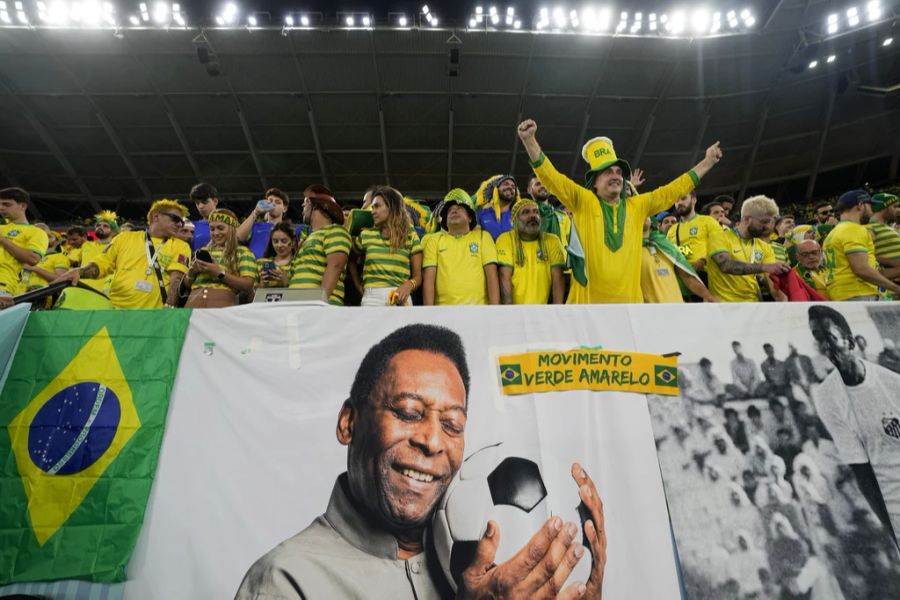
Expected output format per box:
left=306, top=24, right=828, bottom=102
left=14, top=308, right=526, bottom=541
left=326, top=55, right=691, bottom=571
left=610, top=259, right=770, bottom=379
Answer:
left=600, top=199, right=626, bottom=252
left=538, top=202, right=562, bottom=240
left=643, top=230, right=699, bottom=281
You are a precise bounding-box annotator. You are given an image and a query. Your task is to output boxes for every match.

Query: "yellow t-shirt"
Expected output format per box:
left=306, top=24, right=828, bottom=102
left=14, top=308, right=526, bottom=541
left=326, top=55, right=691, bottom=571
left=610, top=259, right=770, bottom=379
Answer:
left=25, top=252, right=71, bottom=289
left=640, top=246, right=684, bottom=303
left=72, top=240, right=114, bottom=292
left=823, top=221, right=879, bottom=300
left=496, top=232, right=565, bottom=304
left=92, top=231, right=191, bottom=309
left=423, top=229, right=497, bottom=305
left=706, top=228, right=776, bottom=302
left=666, top=213, right=720, bottom=268
left=531, top=153, right=697, bottom=303
left=0, top=222, right=49, bottom=295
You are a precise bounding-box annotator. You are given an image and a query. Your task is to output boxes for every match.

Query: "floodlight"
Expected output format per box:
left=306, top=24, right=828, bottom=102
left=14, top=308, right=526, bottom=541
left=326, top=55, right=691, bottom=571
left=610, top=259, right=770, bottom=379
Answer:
left=505, top=14, right=512, bottom=24
left=710, top=11, right=721, bottom=33
left=398, top=14, right=407, bottom=26
left=489, top=5, right=497, bottom=15
left=513, top=19, right=521, bottom=28
left=476, top=6, right=483, bottom=15
left=826, top=13, right=838, bottom=34
left=740, top=8, right=750, bottom=19
left=285, top=14, right=293, bottom=26
left=431, top=16, right=438, bottom=26
left=222, top=2, right=237, bottom=24
left=80, top=1, right=103, bottom=25
left=129, top=14, right=139, bottom=25
left=215, top=15, right=223, bottom=24
left=670, top=11, right=685, bottom=34
left=491, top=13, right=499, bottom=24
left=362, top=15, right=370, bottom=26
left=883, top=37, right=892, bottom=46
left=0, top=7, right=9, bottom=24
left=866, top=0, right=881, bottom=21
left=847, top=7, right=859, bottom=27
left=300, top=14, right=309, bottom=26
left=826, top=55, right=836, bottom=62
left=631, top=20, right=641, bottom=32
left=422, top=4, right=430, bottom=14
left=140, top=2, right=149, bottom=21
left=508, top=6, right=515, bottom=15
left=536, top=19, right=546, bottom=29
left=808, top=60, right=818, bottom=68
left=616, top=18, right=626, bottom=32
left=598, top=7, right=611, bottom=30
left=660, top=13, right=669, bottom=23
left=468, top=17, right=476, bottom=26
left=248, top=15, right=256, bottom=26
left=345, top=15, right=354, bottom=26
left=152, top=2, right=169, bottom=24
left=552, top=6, right=565, bottom=28
left=691, top=9, right=709, bottom=33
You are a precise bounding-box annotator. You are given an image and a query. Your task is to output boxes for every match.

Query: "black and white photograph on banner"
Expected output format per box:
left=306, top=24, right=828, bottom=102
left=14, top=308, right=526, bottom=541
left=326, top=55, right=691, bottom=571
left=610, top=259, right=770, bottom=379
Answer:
left=122, top=305, right=683, bottom=599
left=630, top=303, right=900, bottom=600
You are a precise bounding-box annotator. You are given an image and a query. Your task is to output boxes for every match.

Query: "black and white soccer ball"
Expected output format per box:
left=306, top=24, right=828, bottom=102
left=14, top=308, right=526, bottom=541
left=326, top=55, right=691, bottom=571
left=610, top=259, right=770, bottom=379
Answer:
left=431, top=442, right=552, bottom=591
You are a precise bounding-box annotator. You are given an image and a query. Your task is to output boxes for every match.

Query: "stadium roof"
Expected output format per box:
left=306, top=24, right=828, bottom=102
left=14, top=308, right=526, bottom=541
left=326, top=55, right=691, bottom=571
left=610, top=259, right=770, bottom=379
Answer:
left=0, top=0, right=898, bottom=223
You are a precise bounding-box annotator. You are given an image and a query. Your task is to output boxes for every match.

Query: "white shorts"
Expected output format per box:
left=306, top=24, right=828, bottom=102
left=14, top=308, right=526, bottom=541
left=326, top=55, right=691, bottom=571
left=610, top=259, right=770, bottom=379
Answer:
left=361, top=286, right=412, bottom=307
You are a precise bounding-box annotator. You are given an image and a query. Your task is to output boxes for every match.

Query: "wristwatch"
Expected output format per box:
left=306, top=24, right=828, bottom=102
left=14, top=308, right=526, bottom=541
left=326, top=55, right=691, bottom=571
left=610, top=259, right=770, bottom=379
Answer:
left=216, top=270, right=226, bottom=281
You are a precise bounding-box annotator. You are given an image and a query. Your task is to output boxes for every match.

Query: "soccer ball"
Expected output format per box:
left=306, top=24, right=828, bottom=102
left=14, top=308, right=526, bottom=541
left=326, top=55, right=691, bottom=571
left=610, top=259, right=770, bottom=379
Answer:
left=431, top=442, right=551, bottom=591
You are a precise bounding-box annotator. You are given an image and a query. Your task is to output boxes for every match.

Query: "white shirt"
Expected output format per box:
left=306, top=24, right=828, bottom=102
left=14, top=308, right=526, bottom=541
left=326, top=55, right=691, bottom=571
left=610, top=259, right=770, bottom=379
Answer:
left=814, top=361, right=900, bottom=540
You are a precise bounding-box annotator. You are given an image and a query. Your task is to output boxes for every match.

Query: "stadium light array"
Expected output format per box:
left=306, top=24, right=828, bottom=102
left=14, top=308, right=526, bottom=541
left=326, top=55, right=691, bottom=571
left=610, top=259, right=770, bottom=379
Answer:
left=4, top=1, right=882, bottom=40
left=884, top=36, right=893, bottom=46
left=824, top=1, right=888, bottom=37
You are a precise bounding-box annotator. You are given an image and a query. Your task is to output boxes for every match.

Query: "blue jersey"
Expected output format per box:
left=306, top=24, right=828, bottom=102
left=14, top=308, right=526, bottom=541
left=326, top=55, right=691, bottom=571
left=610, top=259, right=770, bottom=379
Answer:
left=476, top=206, right=512, bottom=241
left=192, top=220, right=210, bottom=252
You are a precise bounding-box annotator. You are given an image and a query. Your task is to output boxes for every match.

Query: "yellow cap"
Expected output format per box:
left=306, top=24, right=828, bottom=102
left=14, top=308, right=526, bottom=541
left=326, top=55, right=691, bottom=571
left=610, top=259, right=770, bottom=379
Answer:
left=581, top=136, right=631, bottom=189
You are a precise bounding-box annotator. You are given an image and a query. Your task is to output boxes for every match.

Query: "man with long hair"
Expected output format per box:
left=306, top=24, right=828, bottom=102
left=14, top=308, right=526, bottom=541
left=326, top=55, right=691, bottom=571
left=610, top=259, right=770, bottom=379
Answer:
left=496, top=199, right=565, bottom=304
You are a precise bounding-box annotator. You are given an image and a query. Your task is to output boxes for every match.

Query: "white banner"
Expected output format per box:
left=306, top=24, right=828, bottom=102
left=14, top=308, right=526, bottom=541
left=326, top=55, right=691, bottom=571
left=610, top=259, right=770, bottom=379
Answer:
left=123, top=304, right=682, bottom=599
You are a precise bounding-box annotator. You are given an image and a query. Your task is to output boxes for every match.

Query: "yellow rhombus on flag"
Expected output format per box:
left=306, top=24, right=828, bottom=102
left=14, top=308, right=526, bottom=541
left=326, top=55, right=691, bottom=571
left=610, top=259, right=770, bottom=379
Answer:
left=7, top=327, right=140, bottom=546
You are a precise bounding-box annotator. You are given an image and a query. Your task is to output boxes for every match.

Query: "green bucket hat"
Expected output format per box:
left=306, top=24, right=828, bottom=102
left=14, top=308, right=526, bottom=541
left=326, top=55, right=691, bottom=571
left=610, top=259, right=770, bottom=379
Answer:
left=439, top=188, right=477, bottom=230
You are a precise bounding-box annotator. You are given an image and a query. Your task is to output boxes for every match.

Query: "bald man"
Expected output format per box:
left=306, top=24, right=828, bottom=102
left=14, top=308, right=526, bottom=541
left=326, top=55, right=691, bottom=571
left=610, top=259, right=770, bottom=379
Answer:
left=793, top=239, right=828, bottom=299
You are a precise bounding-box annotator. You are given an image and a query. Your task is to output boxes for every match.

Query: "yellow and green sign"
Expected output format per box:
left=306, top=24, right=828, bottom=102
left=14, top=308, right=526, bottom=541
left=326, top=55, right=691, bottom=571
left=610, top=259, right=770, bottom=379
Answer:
left=498, top=348, right=679, bottom=396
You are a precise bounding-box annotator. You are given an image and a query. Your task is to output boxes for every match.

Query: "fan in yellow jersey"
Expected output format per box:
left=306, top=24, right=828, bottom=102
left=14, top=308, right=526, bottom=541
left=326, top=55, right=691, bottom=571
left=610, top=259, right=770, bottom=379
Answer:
left=496, top=199, right=565, bottom=304
left=866, top=193, right=900, bottom=295
left=516, top=119, right=723, bottom=303
left=352, top=186, right=422, bottom=307
left=182, top=209, right=257, bottom=308
left=422, top=189, right=499, bottom=306
left=823, top=190, right=900, bottom=301
left=69, top=211, right=120, bottom=293
left=705, top=195, right=791, bottom=302
left=0, top=187, right=48, bottom=296
left=641, top=218, right=717, bottom=303
left=792, top=239, right=829, bottom=299
left=58, top=199, right=190, bottom=309
left=667, top=190, right=721, bottom=273
left=289, top=184, right=351, bottom=305
left=21, top=225, right=69, bottom=298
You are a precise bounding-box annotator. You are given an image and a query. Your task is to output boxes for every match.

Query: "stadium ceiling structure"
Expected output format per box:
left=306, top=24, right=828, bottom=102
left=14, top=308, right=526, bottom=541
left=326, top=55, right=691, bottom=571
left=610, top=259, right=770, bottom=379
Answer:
left=0, top=0, right=898, bottom=223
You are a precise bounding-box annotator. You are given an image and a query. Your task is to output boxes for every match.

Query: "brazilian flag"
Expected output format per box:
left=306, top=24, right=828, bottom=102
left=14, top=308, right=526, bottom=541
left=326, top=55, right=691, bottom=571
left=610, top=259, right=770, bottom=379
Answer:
left=0, top=310, right=190, bottom=584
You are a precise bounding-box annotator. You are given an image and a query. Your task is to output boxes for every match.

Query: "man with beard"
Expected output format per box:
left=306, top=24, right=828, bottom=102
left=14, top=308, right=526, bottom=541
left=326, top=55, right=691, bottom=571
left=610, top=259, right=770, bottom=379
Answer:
left=71, top=210, right=120, bottom=292
left=288, top=184, right=350, bottom=305
left=813, top=200, right=837, bottom=226
left=808, top=305, right=899, bottom=543
left=236, top=324, right=607, bottom=599
left=705, top=195, right=790, bottom=302
left=527, top=175, right=571, bottom=250
left=476, top=175, right=519, bottom=240
left=667, top=190, right=721, bottom=273
left=496, top=199, right=565, bottom=304
left=823, top=190, right=900, bottom=301
left=517, top=119, right=723, bottom=303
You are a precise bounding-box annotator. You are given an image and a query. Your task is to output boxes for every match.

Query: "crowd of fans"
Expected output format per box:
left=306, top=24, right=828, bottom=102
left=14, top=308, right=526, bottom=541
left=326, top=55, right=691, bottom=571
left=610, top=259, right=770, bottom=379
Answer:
left=651, top=337, right=900, bottom=599
left=0, top=119, right=898, bottom=309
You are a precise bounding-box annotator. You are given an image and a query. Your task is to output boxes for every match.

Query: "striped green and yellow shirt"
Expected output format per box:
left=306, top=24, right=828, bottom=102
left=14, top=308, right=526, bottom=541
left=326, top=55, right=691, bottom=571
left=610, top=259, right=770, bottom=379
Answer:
left=867, top=222, right=900, bottom=264
left=354, top=227, right=422, bottom=288
left=770, top=240, right=788, bottom=263
left=193, top=245, right=258, bottom=289
left=289, top=224, right=352, bottom=305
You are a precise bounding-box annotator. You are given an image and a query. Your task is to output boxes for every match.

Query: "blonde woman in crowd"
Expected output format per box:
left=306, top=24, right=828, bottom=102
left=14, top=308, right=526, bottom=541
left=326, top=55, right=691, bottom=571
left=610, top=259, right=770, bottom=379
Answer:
left=184, top=209, right=257, bottom=308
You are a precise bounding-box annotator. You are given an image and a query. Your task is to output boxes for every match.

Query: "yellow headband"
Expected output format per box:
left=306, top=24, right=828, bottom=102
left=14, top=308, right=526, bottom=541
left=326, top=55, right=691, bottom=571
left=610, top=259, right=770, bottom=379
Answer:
left=208, top=211, right=238, bottom=228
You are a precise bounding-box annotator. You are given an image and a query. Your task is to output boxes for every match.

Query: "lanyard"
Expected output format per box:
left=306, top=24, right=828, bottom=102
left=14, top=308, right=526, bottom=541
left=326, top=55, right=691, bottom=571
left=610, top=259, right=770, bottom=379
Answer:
left=144, top=231, right=168, bottom=303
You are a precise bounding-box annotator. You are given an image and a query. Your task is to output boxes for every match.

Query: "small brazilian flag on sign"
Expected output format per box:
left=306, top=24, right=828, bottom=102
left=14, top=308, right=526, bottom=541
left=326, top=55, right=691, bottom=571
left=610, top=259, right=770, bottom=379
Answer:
left=499, top=364, right=522, bottom=386
left=654, top=365, right=679, bottom=388
left=0, top=310, right=190, bottom=584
